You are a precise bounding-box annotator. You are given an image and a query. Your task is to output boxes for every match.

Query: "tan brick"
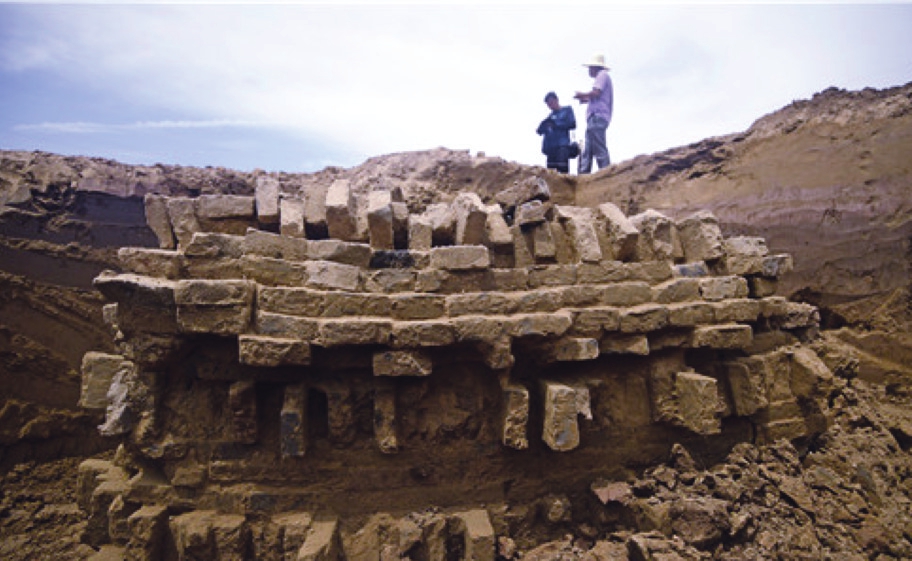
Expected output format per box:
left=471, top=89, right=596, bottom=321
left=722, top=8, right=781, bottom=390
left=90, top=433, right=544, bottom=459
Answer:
left=325, top=179, right=357, bottom=241
left=118, top=247, right=183, bottom=279
left=126, top=504, right=169, bottom=561
left=258, top=287, right=389, bottom=317
left=452, top=510, right=496, bottom=561
left=239, top=335, right=311, bottom=367
left=320, top=319, right=391, bottom=346
left=477, top=338, right=515, bottom=371
left=652, top=278, right=701, bottom=303
left=722, top=360, right=768, bottom=416
left=166, top=197, right=199, bottom=249
left=690, top=324, right=752, bottom=349
left=185, top=232, right=245, bottom=259
left=446, top=292, right=517, bottom=317
left=483, top=206, right=513, bottom=251
left=667, top=302, right=715, bottom=326
left=197, top=194, right=254, bottom=220
left=363, top=269, right=418, bottom=295
left=254, top=175, right=280, bottom=224
left=748, top=276, right=779, bottom=298
left=630, top=209, right=678, bottom=261
left=506, top=312, right=573, bottom=338
left=699, top=276, right=749, bottom=301
left=304, top=260, right=361, bottom=291
left=528, top=264, right=576, bottom=287
left=429, top=245, right=490, bottom=271
left=677, top=210, right=724, bottom=263
left=390, top=293, right=446, bottom=320
left=307, top=239, right=372, bottom=268
left=570, top=307, right=621, bottom=335
left=624, top=261, right=674, bottom=284
left=541, top=381, right=589, bottom=452
left=618, top=304, right=668, bottom=333
left=515, top=200, right=551, bottom=227
left=255, top=312, right=321, bottom=340
left=144, top=194, right=175, bottom=249
left=495, top=176, right=550, bottom=208
left=713, top=299, right=761, bottom=323
left=596, top=202, right=638, bottom=261
left=676, top=372, right=722, bottom=435
left=452, top=316, right=507, bottom=343
left=596, top=281, right=653, bottom=307
left=761, top=253, right=794, bottom=278
left=80, top=352, right=132, bottom=410
left=373, top=383, right=398, bottom=454
left=546, top=337, right=599, bottom=361
left=453, top=192, right=487, bottom=246
left=408, top=215, right=433, bottom=251
left=280, top=196, right=306, bottom=238
left=372, top=350, right=433, bottom=376
left=599, top=334, right=649, bottom=355
left=390, top=320, right=457, bottom=348
left=240, top=255, right=308, bottom=287
left=576, top=261, right=627, bottom=284
left=175, top=280, right=254, bottom=335
left=722, top=236, right=768, bottom=275
left=367, top=190, right=395, bottom=250
left=281, top=384, right=307, bottom=458
left=758, top=296, right=790, bottom=318
left=297, top=517, right=341, bottom=561
left=511, top=288, right=564, bottom=314
left=502, top=384, right=529, bottom=450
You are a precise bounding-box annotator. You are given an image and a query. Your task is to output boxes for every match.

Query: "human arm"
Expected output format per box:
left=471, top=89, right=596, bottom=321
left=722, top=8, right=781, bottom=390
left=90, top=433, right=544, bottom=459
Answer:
left=573, top=87, right=601, bottom=103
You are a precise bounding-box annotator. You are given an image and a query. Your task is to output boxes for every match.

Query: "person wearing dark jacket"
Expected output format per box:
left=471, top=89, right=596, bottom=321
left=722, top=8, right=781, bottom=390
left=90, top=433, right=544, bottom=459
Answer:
left=536, top=91, right=576, bottom=173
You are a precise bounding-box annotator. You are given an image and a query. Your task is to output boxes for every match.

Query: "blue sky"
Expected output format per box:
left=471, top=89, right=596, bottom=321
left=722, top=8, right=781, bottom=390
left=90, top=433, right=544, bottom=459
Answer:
left=1, top=2, right=911, bottom=173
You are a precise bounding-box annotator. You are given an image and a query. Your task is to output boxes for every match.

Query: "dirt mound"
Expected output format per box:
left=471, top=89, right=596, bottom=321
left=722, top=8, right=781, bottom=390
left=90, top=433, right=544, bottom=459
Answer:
left=576, top=82, right=912, bottom=314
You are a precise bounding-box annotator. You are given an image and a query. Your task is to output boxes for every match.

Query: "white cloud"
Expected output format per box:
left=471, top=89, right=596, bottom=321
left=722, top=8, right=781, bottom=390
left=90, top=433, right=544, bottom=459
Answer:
left=2, top=3, right=911, bottom=170
left=15, top=119, right=263, bottom=133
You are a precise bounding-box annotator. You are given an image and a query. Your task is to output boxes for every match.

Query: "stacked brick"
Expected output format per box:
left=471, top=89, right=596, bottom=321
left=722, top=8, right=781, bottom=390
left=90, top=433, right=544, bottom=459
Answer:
left=77, top=176, right=830, bottom=560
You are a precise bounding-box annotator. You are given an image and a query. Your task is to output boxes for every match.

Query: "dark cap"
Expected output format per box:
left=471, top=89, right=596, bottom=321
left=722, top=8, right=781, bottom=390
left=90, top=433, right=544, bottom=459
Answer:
left=544, top=91, right=557, bottom=103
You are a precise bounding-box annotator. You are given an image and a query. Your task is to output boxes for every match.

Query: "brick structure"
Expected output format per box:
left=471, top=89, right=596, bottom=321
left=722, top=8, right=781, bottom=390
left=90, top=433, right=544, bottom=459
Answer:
left=78, top=179, right=829, bottom=560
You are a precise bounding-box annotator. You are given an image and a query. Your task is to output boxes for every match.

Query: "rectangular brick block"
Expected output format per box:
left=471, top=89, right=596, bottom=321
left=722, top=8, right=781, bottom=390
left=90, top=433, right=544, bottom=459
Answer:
left=319, top=319, right=391, bottom=346
left=144, top=194, right=175, bottom=249
left=280, top=196, right=306, bottom=238
left=390, top=293, right=446, bottom=320
left=429, top=245, right=490, bottom=271
left=80, top=352, right=132, bottom=410
left=618, top=304, right=669, bottom=333
left=239, top=335, right=312, bottom=367
left=690, top=324, right=753, bottom=349
left=390, top=320, right=457, bottom=348
left=281, top=384, right=307, bottom=458
left=372, top=350, right=433, bottom=376
left=502, top=385, right=529, bottom=450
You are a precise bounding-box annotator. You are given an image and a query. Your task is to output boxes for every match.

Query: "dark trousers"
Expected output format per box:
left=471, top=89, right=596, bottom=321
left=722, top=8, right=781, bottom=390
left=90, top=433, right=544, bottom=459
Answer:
left=545, top=145, right=570, bottom=174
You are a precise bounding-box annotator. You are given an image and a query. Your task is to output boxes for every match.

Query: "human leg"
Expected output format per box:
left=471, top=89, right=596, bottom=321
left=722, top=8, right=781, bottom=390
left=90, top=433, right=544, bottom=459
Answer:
left=587, top=116, right=610, bottom=169
left=549, top=145, right=570, bottom=173
left=579, top=130, right=594, bottom=174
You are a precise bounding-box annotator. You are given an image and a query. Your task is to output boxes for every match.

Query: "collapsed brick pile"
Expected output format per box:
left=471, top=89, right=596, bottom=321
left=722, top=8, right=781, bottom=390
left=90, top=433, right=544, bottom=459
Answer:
left=75, top=176, right=831, bottom=560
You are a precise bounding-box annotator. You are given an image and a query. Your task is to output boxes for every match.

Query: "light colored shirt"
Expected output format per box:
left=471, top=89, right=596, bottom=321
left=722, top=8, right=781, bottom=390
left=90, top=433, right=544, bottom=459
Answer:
left=587, top=69, right=613, bottom=125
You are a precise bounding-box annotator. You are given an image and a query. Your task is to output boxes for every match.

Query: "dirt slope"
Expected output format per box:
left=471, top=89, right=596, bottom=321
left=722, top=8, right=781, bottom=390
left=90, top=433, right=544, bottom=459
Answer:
left=576, top=83, right=912, bottom=313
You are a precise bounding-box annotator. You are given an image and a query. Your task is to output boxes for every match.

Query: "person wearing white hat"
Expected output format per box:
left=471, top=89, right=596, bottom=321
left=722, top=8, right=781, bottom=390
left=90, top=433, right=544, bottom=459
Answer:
left=573, top=54, right=613, bottom=173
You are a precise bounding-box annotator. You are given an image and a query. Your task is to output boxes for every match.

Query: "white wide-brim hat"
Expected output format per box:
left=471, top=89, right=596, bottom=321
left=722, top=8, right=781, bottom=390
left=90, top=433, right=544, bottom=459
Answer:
left=583, top=54, right=610, bottom=70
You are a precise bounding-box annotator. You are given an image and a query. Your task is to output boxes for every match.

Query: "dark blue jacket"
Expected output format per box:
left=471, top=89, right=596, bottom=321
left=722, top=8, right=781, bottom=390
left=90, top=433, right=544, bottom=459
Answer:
left=536, top=106, right=576, bottom=154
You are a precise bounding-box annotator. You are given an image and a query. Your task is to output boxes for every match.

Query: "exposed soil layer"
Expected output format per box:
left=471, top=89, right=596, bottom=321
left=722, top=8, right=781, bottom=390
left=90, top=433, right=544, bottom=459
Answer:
left=1, top=82, right=912, bottom=559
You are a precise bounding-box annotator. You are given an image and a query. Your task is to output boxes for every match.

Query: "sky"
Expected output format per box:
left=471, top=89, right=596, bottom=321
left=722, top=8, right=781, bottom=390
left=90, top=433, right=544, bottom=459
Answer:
left=1, top=2, right=911, bottom=174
